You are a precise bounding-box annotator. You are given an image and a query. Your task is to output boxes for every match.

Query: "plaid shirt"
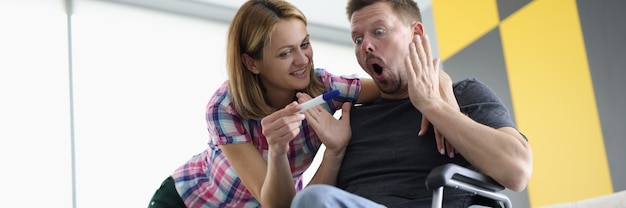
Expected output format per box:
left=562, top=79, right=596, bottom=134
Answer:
left=171, top=68, right=361, bottom=208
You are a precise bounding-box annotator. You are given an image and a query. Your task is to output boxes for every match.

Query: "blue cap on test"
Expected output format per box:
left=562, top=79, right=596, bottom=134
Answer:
left=322, top=90, right=341, bottom=101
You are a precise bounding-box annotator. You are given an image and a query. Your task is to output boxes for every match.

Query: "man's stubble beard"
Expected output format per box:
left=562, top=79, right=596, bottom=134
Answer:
left=376, top=73, right=407, bottom=95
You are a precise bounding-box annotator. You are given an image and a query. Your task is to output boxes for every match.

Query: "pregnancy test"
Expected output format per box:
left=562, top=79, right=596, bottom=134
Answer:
left=297, top=90, right=341, bottom=113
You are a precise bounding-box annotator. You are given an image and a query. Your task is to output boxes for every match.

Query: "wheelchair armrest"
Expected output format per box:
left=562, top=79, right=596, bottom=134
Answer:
left=426, top=163, right=504, bottom=192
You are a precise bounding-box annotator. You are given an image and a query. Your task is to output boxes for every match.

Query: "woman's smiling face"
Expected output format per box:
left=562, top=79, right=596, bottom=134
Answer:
left=254, top=18, right=313, bottom=94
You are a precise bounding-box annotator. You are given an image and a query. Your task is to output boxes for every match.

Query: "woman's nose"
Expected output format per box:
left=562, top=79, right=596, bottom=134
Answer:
left=294, top=49, right=309, bottom=66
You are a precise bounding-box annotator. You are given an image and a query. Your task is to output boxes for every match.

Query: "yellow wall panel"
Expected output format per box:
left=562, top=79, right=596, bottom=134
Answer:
left=432, top=0, right=499, bottom=61
left=500, top=0, right=613, bottom=206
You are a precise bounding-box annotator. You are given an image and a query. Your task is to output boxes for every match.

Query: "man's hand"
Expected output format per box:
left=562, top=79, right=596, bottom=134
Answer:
left=404, top=34, right=440, bottom=107
left=404, top=34, right=459, bottom=158
left=419, top=69, right=460, bottom=158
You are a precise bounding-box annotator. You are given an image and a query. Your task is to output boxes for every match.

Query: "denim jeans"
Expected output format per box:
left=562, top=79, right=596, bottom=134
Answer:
left=291, top=184, right=386, bottom=208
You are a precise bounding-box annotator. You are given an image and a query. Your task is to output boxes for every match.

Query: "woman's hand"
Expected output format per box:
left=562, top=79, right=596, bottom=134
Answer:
left=296, top=92, right=351, bottom=156
left=260, top=102, right=305, bottom=155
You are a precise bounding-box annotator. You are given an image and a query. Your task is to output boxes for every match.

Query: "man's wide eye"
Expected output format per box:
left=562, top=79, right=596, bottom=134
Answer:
left=375, top=28, right=384, bottom=35
left=354, top=37, right=363, bottom=44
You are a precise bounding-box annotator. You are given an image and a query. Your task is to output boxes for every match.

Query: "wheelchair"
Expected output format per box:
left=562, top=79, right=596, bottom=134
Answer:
left=426, top=163, right=512, bottom=208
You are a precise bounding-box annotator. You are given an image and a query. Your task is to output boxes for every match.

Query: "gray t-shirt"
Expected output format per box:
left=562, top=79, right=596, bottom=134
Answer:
left=337, top=78, right=517, bottom=208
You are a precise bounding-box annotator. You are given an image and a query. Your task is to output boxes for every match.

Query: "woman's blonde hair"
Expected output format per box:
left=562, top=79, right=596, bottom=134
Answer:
left=226, top=0, right=325, bottom=120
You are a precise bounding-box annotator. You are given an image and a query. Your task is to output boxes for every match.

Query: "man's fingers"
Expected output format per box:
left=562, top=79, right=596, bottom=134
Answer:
left=415, top=35, right=429, bottom=77
left=446, top=140, right=455, bottom=158
left=433, top=58, right=441, bottom=71
left=419, top=116, right=429, bottom=136
left=340, top=102, right=352, bottom=120
left=434, top=127, right=456, bottom=158
left=435, top=129, right=445, bottom=155
left=405, top=42, right=418, bottom=83
left=424, top=34, right=433, bottom=69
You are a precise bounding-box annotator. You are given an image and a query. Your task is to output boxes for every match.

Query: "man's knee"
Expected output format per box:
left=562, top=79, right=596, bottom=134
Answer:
left=292, top=184, right=337, bottom=208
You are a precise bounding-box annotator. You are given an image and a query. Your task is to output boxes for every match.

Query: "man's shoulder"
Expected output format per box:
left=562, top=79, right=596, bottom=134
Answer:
left=453, top=77, right=483, bottom=89
left=452, top=77, right=493, bottom=96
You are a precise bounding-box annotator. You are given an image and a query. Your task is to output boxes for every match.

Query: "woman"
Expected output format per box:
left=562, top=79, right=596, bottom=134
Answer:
left=148, top=0, right=379, bottom=207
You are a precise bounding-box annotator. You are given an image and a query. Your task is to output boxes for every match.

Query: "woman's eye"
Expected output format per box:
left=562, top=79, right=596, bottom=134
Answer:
left=280, top=50, right=292, bottom=57
left=301, top=41, right=310, bottom=48
left=354, top=37, right=363, bottom=44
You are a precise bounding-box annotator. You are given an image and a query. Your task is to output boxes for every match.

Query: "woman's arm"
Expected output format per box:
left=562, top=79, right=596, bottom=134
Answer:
left=356, top=78, right=380, bottom=103
left=221, top=102, right=305, bottom=208
left=221, top=143, right=295, bottom=207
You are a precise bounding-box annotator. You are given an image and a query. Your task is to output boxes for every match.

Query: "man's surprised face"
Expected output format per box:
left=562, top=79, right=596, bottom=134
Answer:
left=350, top=2, right=415, bottom=95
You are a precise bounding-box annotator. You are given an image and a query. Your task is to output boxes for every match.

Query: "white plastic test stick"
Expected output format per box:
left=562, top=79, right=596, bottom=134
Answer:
left=297, top=90, right=341, bottom=113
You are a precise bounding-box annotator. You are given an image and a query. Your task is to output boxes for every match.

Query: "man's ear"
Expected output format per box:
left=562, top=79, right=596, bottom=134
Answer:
left=411, top=22, right=425, bottom=36
left=241, top=53, right=260, bottom=74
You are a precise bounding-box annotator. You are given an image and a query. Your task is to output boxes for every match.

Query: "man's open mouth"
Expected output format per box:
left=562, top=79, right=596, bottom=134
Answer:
left=373, top=64, right=383, bottom=75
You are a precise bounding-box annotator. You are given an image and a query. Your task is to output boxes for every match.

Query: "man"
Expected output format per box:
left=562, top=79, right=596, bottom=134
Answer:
left=291, top=0, right=533, bottom=207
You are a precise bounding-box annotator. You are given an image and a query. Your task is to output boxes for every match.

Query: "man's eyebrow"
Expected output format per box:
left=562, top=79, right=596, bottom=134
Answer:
left=351, top=19, right=385, bottom=35
left=351, top=30, right=359, bottom=37
left=371, top=19, right=384, bottom=26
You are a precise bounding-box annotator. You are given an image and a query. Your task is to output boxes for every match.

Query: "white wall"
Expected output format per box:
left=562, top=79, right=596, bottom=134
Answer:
left=0, top=1, right=73, bottom=207
left=0, top=0, right=364, bottom=207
